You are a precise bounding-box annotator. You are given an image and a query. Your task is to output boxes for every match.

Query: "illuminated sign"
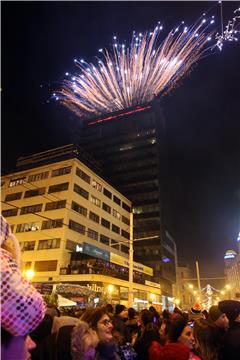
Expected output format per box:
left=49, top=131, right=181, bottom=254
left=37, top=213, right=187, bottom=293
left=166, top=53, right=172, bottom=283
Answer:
left=83, top=243, right=110, bottom=261
left=110, top=252, right=153, bottom=276
left=88, top=105, right=152, bottom=126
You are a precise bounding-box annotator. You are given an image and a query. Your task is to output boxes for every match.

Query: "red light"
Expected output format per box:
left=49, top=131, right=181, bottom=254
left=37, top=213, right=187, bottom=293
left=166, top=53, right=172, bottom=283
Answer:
left=87, top=105, right=152, bottom=126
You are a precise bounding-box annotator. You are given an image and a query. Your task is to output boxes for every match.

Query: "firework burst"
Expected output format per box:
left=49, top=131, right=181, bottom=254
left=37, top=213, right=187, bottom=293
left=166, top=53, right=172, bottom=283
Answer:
left=55, top=9, right=239, bottom=119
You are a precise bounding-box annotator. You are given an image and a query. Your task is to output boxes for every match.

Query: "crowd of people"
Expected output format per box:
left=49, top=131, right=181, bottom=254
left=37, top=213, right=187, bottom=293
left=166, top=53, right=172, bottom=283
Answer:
left=1, top=214, right=240, bottom=360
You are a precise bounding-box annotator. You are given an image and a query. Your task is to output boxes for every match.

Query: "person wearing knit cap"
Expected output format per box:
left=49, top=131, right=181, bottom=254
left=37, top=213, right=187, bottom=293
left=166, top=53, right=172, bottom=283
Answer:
left=208, top=305, right=229, bottom=330
left=218, top=300, right=240, bottom=360
left=112, top=304, right=128, bottom=345
left=1, top=215, right=46, bottom=360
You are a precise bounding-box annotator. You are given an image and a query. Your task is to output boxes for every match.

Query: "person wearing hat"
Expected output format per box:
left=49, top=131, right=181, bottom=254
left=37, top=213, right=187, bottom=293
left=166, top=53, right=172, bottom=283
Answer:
left=112, top=304, right=128, bottom=345
left=1, top=215, right=46, bottom=360
left=208, top=305, right=229, bottom=330
left=218, top=300, right=240, bottom=360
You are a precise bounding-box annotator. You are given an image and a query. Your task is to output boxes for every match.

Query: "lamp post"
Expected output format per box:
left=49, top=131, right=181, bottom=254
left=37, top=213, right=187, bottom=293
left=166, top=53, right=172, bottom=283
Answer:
left=128, top=212, right=134, bottom=308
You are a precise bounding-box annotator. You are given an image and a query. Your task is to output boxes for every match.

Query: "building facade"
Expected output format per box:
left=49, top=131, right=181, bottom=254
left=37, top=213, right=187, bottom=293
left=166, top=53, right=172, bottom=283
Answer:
left=1, top=144, right=161, bottom=308
left=224, top=249, right=240, bottom=300
left=79, top=102, right=177, bottom=297
left=174, top=265, right=194, bottom=311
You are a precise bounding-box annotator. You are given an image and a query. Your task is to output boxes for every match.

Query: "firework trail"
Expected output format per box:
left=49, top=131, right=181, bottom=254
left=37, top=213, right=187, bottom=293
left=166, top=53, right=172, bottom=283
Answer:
left=54, top=10, right=239, bottom=119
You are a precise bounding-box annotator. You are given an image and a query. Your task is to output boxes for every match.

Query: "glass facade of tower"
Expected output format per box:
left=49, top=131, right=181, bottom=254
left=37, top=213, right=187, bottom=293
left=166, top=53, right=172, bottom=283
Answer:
left=79, top=103, right=176, bottom=296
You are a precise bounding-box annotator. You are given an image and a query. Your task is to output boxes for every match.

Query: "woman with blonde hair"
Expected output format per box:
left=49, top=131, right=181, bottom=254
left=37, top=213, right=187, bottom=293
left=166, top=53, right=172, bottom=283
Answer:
left=71, top=320, right=99, bottom=360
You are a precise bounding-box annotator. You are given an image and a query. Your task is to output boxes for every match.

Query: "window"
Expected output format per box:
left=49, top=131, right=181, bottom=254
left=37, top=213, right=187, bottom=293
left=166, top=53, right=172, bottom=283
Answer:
left=28, top=171, right=49, bottom=182
left=74, top=184, right=89, bottom=199
left=34, top=260, right=57, bottom=272
left=122, top=202, right=131, bottom=212
left=16, top=222, right=40, bottom=233
left=89, top=211, right=100, bottom=223
left=101, top=218, right=110, bottom=229
left=66, top=239, right=79, bottom=252
left=71, top=201, right=87, bottom=217
left=113, top=195, right=121, bottom=206
left=111, top=239, right=120, bottom=250
left=38, top=238, right=60, bottom=250
left=20, top=204, right=42, bottom=215
left=9, top=177, right=26, bottom=187
left=52, top=166, right=72, bottom=177
left=76, top=167, right=90, bottom=184
left=102, top=202, right=111, bottom=214
left=2, top=208, right=18, bottom=217
left=112, top=224, right=120, bottom=234
left=113, top=209, right=121, bottom=221
left=100, top=234, right=110, bottom=245
left=48, top=183, right=69, bottom=193
left=122, top=215, right=130, bottom=225
left=45, top=200, right=66, bottom=211
left=21, top=241, right=35, bottom=251
left=90, top=195, right=101, bottom=207
left=92, top=180, right=102, bottom=192
left=69, top=219, right=86, bottom=234
left=88, top=228, right=98, bottom=241
left=41, top=219, right=63, bottom=230
left=103, top=188, right=112, bottom=199
left=24, top=187, right=45, bottom=198
left=5, top=192, right=22, bottom=201
left=121, top=229, right=130, bottom=239
left=121, top=245, right=129, bottom=254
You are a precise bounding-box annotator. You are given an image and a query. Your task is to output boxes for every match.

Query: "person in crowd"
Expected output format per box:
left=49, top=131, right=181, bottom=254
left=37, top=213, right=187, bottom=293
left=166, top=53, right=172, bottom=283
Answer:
left=208, top=305, right=229, bottom=330
left=125, top=307, right=140, bottom=344
left=172, top=307, right=183, bottom=320
left=202, top=309, right=209, bottom=320
left=193, top=317, right=224, bottom=360
left=71, top=320, right=99, bottom=360
left=1, top=215, right=46, bottom=360
left=188, top=303, right=203, bottom=322
left=106, top=303, right=114, bottom=317
left=161, top=309, right=171, bottom=320
left=134, top=322, right=161, bottom=360
left=218, top=300, right=240, bottom=360
left=150, top=316, right=200, bottom=360
left=88, top=306, right=120, bottom=359
left=112, top=304, right=128, bottom=345
left=159, top=319, right=171, bottom=345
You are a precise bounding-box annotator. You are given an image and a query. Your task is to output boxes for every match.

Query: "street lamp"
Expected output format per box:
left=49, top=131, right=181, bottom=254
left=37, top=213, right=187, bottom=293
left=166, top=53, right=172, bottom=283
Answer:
left=25, top=269, right=35, bottom=282
left=189, top=284, right=193, bottom=289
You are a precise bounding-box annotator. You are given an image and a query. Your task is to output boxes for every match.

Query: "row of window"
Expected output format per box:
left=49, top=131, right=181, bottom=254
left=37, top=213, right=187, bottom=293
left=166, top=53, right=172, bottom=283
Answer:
left=7, top=166, right=131, bottom=212
left=21, top=238, right=61, bottom=251
left=5, top=182, right=130, bottom=213
left=2, top=200, right=67, bottom=217
left=13, top=217, right=130, bottom=240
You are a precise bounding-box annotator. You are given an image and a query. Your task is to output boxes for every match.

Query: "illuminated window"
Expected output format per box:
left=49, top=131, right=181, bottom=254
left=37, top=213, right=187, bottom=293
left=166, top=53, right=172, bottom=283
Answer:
left=20, top=241, right=35, bottom=251
left=28, top=171, right=49, bottom=182
left=16, top=222, right=40, bottom=233
left=90, top=195, right=101, bottom=207
left=113, top=209, right=121, bottom=220
left=9, top=177, right=26, bottom=187
left=92, top=180, right=102, bottom=192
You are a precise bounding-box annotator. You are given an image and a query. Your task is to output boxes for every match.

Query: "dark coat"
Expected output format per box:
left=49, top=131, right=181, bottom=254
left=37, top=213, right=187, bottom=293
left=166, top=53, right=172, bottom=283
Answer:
left=223, top=321, right=240, bottom=360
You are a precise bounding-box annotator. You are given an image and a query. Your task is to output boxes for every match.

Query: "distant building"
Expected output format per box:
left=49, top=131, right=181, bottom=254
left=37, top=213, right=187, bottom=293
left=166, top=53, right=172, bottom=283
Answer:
left=1, top=144, right=161, bottom=308
left=174, top=265, right=194, bottom=311
left=224, top=248, right=240, bottom=300
left=79, top=101, right=177, bottom=299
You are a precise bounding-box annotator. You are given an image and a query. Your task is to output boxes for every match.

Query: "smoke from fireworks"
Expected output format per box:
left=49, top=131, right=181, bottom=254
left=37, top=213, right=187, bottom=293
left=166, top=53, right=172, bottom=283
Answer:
left=54, top=9, right=239, bottom=119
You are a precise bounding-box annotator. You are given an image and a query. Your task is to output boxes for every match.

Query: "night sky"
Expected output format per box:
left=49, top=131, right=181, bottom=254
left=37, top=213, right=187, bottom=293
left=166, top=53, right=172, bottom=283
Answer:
left=2, top=1, right=240, bottom=280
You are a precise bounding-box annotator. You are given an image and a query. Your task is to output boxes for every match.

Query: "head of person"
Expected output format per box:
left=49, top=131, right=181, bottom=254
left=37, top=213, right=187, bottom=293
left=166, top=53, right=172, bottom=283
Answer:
left=115, top=304, right=128, bottom=319
left=141, top=309, right=154, bottom=327
left=89, top=307, right=113, bottom=342
left=128, top=307, right=136, bottom=320
left=168, top=317, right=195, bottom=350
left=209, top=305, right=229, bottom=329
left=1, top=216, right=46, bottom=360
left=161, top=309, right=171, bottom=320
left=218, top=300, right=240, bottom=325
left=160, top=319, right=171, bottom=338
left=71, top=320, right=99, bottom=360
left=106, top=303, right=114, bottom=315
